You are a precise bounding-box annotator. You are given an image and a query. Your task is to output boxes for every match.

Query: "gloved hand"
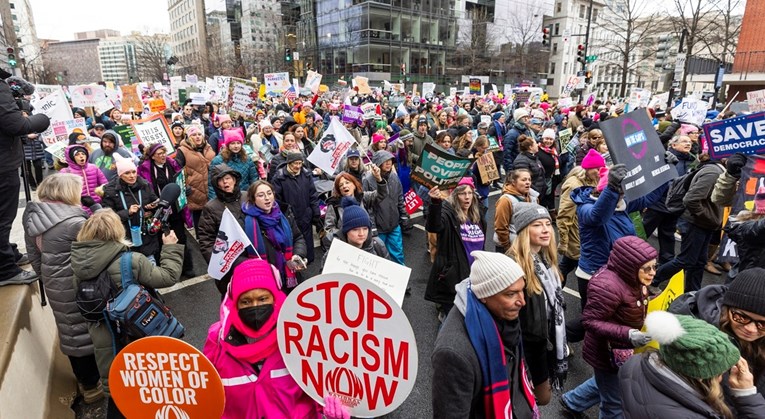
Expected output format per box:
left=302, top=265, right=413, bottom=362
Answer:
left=81, top=196, right=96, bottom=208
left=312, top=216, right=323, bottom=231
left=664, top=150, right=679, bottom=165
left=629, top=329, right=652, bottom=347
left=725, top=153, right=747, bottom=178
left=323, top=395, right=350, bottom=419
left=608, top=163, right=628, bottom=193
left=550, top=359, right=568, bottom=393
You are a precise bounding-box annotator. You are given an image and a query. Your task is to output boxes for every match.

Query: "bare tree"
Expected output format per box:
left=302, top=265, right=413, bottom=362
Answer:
left=452, top=7, right=495, bottom=76
left=697, top=0, right=742, bottom=64
left=130, top=33, right=170, bottom=82
left=504, top=4, right=547, bottom=81
left=669, top=0, right=719, bottom=96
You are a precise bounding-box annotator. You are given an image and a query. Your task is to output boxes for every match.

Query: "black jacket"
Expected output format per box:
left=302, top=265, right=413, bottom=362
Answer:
left=101, top=177, right=159, bottom=258
left=725, top=217, right=765, bottom=274
left=271, top=166, right=320, bottom=232
left=0, top=79, right=50, bottom=172
left=513, top=152, right=547, bottom=199
left=198, top=164, right=246, bottom=263
left=681, top=162, right=724, bottom=230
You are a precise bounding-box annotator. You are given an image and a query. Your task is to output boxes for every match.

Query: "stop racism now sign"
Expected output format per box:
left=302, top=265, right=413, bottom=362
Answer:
left=109, top=336, right=225, bottom=419
left=277, top=273, right=418, bottom=417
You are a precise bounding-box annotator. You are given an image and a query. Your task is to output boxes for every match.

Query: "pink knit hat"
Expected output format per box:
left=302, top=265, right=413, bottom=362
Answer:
left=217, top=114, right=232, bottom=124
left=596, top=167, right=610, bottom=192
left=114, top=153, right=136, bottom=176
left=229, top=259, right=285, bottom=338
left=222, top=129, right=244, bottom=148
left=457, top=176, right=475, bottom=189
left=186, top=125, right=203, bottom=136
left=755, top=186, right=765, bottom=214
left=372, top=133, right=386, bottom=144
left=581, top=148, right=606, bottom=170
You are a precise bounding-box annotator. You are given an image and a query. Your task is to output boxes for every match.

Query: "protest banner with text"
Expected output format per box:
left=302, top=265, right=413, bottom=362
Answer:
left=264, top=72, right=291, bottom=95
left=718, top=155, right=765, bottom=263
left=131, top=114, right=176, bottom=153
left=410, top=143, right=474, bottom=190
left=703, top=111, right=765, bottom=159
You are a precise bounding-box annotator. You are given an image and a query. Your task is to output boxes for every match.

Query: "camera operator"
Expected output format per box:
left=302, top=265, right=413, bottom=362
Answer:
left=0, top=69, right=50, bottom=285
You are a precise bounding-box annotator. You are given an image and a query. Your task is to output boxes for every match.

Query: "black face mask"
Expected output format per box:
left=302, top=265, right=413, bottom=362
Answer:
left=238, top=304, right=274, bottom=331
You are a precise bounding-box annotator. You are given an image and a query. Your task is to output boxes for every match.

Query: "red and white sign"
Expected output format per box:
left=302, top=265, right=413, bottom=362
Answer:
left=109, top=336, right=225, bottom=419
left=277, top=273, right=418, bottom=417
left=404, top=189, right=423, bottom=214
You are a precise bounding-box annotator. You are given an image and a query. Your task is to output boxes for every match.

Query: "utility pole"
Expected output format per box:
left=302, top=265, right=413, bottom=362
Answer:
left=666, top=28, right=687, bottom=109
left=582, top=0, right=594, bottom=72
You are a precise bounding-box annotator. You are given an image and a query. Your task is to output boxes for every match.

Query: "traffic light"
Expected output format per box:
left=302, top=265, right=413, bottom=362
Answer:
left=285, top=48, right=292, bottom=62
left=585, top=71, right=592, bottom=84
left=7, top=47, right=16, bottom=68
left=576, top=44, right=585, bottom=64
left=542, top=26, right=551, bottom=46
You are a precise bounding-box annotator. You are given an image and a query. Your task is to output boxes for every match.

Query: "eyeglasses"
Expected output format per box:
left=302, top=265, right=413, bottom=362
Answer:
left=640, top=264, right=658, bottom=273
left=730, top=309, right=765, bottom=331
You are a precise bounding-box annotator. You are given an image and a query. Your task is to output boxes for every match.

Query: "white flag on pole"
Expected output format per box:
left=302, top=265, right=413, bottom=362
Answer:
left=207, top=208, right=253, bottom=280
left=306, top=117, right=357, bottom=175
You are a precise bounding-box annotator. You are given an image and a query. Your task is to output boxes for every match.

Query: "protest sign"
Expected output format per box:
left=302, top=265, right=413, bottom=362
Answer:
left=70, top=84, right=107, bottom=108
left=120, top=84, right=143, bottom=113
left=480, top=115, right=491, bottom=127
left=109, top=336, right=224, bottom=419
left=558, top=128, right=573, bottom=151
left=703, top=111, right=765, bottom=159
left=305, top=70, right=323, bottom=94
left=486, top=135, right=500, bottom=152
left=598, top=109, right=677, bottom=201
left=404, top=188, right=423, bottom=215
left=410, top=143, right=474, bottom=190
left=148, top=98, right=167, bottom=113
left=185, top=74, right=198, bottom=85
left=746, top=89, right=765, bottom=113
left=670, top=97, right=708, bottom=126
left=175, top=171, right=187, bottom=209
left=277, top=273, right=418, bottom=417
left=30, top=84, right=61, bottom=102
left=354, top=76, right=372, bottom=95
left=360, top=103, right=377, bottom=120
left=207, top=208, right=253, bottom=279
left=449, top=87, right=457, bottom=97
left=307, top=117, right=356, bottom=174
left=635, top=271, right=685, bottom=352
left=422, top=82, right=436, bottom=98
left=228, top=78, right=259, bottom=119
left=212, top=76, right=230, bottom=103
left=189, top=92, right=206, bottom=105
left=503, top=84, right=514, bottom=99
left=114, top=124, right=137, bottom=149
left=561, top=75, right=581, bottom=97
left=322, top=240, right=412, bottom=307
left=626, top=88, right=651, bottom=112
left=342, top=105, right=364, bottom=125
left=557, top=97, right=573, bottom=108
left=32, top=88, right=73, bottom=124
left=491, top=84, right=498, bottom=95
left=131, top=114, right=176, bottom=153
left=41, top=118, right=87, bottom=149
left=469, top=78, right=481, bottom=95
left=264, top=72, right=291, bottom=95
left=718, top=155, right=765, bottom=263
left=476, top=154, right=500, bottom=182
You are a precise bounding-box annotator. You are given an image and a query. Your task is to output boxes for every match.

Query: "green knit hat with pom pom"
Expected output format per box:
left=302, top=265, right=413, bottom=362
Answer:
left=645, top=311, right=740, bottom=380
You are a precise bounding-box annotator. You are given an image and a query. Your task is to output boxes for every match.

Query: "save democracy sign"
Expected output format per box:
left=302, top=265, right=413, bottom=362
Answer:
left=703, top=111, right=765, bottom=159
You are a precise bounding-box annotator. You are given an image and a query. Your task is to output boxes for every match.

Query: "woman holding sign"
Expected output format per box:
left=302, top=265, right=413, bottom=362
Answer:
left=203, top=259, right=349, bottom=419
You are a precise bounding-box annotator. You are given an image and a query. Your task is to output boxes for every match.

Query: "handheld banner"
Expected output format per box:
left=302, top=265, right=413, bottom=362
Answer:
left=264, top=72, right=291, bottom=95
left=207, top=208, right=253, bottom=279
left=131, top=114, right=176, bottom=153
left=469, top=78, right=481, bottom=95
left=305, top=70, right=323, bottom=94
left=277, top=273, right=418, bottom=417
left=322, top=240, right=412, bottom=307
left=342, top=105, right=364, bottom=125
left=746, top=89, right=765, bottom=113
left=702, top=111, right=765, bottom=159
left=410, top=143, right=475, bottom=190
left=307, top=117, right=356, bottom=175
left=404, top=188, right=423, bottom=214
left=635, top=271, right=685, bottom=352
left=718, top=155, right=765, bottom=263
left=70, top=84, right=107, bottom=108
left=120, top=84, right=143, bottom=113
left=41, top=117, right=86, bottom=148
left=476, top=154, right=500, bottom=182
left=670, top=97, right=708, bottom=126
left=109, top=336, right=225, bottom=419
left=598, top=109, right=677, bottom=201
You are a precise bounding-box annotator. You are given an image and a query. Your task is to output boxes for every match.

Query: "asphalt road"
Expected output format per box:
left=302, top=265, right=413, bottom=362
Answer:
left=161, top=191, right=727, bottom=419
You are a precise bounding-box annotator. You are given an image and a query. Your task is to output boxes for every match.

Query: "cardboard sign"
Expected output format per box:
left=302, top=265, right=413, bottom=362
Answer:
left=109, top=336, right=225, bottom=419
left=702, top=111, right=765, bottom=159
left=403, top=188, right=423, bottom=215
left=558, top=128, right=573, bottom=151
left=670, top=98, right=708, bottom=126
left=277, top=273, right=418, bottom=417
left=342, top=105, right=364, bottom=125
left=486, top=135, right=500, bottom=153
left=70, top=84, right=107, bottom=108
left=360, top=103, right=377, bottom=120
left=476, top=154, right=500, bottom=182
left=120, top=84, right=143, bottom=113
left=598, top=110, right=677, bottom=201
left=213, top=76, right=231, bottom=103
left=561, top=75, right=581, bottom=97
left=422, top=82, right=436, bottom=98
left=557, top=97, right=573, bottom=108
left=114, top=124, right=137, bottom=148
left=322, top=240, right=412, bottom=307
left=228, top=79, right=258, bottom=118
left=305, top=70, right=323, bottom=94
left=131, top=114, right=176, bottom=153
left=626, top=88, right=651, bottom=112
left=354, top=76, right=372, bottom=95
left=264, top=72, right=291, bottom=95
left=718, top=155, right=765, bottom=263
left=746, top=89, right=765, bottom=113
left=410, top=143, right=475, bottom=190
left=307, top=117, right=356, bottom=175
left=148, top=98, right=167, bottom=113
left=469, top=78, right=481, bottom=95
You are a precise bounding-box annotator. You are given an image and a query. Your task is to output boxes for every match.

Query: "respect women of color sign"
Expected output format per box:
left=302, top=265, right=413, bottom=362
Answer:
left=277, top=274, right=418, bottom=417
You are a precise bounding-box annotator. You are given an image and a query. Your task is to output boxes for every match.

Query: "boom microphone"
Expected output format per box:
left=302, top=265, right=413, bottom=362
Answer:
left=148, top=183, right=182, bottom=234
left=157, top=183, right=181, bottom=209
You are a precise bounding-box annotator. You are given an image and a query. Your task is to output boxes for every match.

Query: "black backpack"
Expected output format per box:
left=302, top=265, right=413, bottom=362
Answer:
left=75, top=264, right=118, bottom=322
left=664, top=165, right=704, bottom=214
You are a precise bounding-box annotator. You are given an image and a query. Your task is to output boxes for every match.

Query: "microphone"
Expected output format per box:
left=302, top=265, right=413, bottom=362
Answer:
left=148, top=183, right=182, bottom=234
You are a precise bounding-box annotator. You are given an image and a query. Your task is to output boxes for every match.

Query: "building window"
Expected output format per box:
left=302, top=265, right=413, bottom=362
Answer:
left=552, top=43, right=558, bottom=54
left=592, top=9, right=598, bottom=22
left=579, top=5, right=585, bottom=18
left=550, top=61, right=556, bottom=75
left=554, top=23, right=560, bottom=36
left=556, top=2, right=561, bottom=13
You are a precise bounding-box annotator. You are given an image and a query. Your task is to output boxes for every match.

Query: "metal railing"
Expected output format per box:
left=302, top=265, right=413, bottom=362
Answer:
left=732, top=51, right=765, bottom=79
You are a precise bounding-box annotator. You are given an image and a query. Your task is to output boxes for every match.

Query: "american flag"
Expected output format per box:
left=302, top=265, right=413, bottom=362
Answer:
left=284, top=85, right=298, bottom=104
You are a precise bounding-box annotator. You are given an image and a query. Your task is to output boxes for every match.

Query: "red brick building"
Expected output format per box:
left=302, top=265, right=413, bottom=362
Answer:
left=727, top=0, right=765, bottom=100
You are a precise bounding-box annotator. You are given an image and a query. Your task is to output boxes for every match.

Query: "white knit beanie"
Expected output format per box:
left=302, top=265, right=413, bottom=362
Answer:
left=469, top=251, right=525, bottom=299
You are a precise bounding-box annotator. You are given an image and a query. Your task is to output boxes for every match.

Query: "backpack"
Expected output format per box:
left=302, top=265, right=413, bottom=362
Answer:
left=76, top=265, right=118, bottom=322
left=664, top=165, right=705, bottom=214
left=105, top=252, right=185, bottom=339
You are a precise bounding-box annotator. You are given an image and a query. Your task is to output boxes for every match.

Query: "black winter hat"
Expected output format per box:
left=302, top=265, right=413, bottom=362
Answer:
left=723, top=268, right=765, bottom=316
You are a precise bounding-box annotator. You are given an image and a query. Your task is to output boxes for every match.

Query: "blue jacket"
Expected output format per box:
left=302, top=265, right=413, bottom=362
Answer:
left=573, top=183, right=668, bottom=275
left=502, top=122, right=530, bottom=173
left=208, top=153, right=260, bottom=200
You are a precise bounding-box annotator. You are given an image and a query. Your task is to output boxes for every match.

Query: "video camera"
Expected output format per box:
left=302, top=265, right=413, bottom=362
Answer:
left=147, top=183, right=181, bottom=235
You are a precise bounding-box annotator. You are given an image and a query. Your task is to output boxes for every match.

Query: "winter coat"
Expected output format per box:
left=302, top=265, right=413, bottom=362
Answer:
left=681, top=162, right=725, bottom=231
left=267, top=149, right=301, bottom=182
left=502, top=122, right=530, bottom=171
left=271, top=166, right=320, bottom=232
left=23, top=202, right=92, bottom=357
left=493, top=183, right=536, bottom=249
left=61, top=145, right=108, bottom=206
left=513, top=152, right=547, bottom=198
left=425, top=199, right=486, bottom=306
left=203, top=303, right=321, bottom=419
left=175, top=138, right=216, bottom=211
left=648, top=148, right=696, bottom=213
left=70, top=240, right=183, bottom=395
left=726, top=217, right=765, bottom=274
left=582, top=237, right=652, bottom=373
left=711, top=171, right=738, bottom=207
left=556, top=168, right=597, bottom=260
left=619, top=352, right=765, bottom=419
left=100, top=177, right=160, bottom=258
left=198, top=164, right=247, bottom=263
left=242, top=204, right=308, bottom=284
left=323, top=180, right=387, bottom=244
left=89, top=147, right=134, bottom=182
left=573, top=183, right=668, bottom=276
left=320, top=231, right=390, bottom=270
left=0, top=79, right=50, bottom=173
left=410, top=131, right=433, bottom=164
left=23, top=136, right=46, bottom=160
left=208, top=153, right=260, bottom=200
left=363, top=169, right=406, bottom=234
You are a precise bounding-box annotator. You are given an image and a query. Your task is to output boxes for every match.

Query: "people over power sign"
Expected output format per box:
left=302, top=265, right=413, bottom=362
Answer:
left=277, top=273, right=418, bottom=417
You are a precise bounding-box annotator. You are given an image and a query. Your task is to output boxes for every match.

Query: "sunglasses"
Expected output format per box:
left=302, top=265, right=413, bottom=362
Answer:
left=640, top=263, right=658, bottom=273
left=730, top=309, right=765, bottom=331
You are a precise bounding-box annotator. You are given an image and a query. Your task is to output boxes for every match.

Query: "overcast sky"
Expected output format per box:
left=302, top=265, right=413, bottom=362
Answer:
left=30, top=0, right=228, bottom=41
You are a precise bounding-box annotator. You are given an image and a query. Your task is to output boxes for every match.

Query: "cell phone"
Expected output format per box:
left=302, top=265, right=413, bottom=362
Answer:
left=295, top=257, right=307, bottom=270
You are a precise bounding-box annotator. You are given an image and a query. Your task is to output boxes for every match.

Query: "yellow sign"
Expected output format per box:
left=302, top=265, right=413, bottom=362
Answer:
left=636, top=271, right=685, bottom=352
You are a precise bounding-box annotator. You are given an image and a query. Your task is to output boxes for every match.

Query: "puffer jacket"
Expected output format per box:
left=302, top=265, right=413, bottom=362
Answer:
left=0, top=79, right=50, bottom=173
left=573, top=182, right=668, bottom=276
left=682, top=162, right=725, bottom=231
left=323, top=179, right=387, bottom=245
left=502, top=122, right=530, bottom=172
left=513, top=152, right=546, bottom=199
left=725, top=217, right=765, bottom=274
left=208, top=152, right=261, bottom=199
left=620, top=352, right=765, bottom=418
left=23, top=136, right=46, bottom=160
left=271, top=166, right=320, bottom=232
left=175, top=138, right=216, bottom=211
left=61, top=144, right=108, bottom=205
left=582, top=236, right=656, bottom=373
left=648, top=148, right=696, bottom=213
left=556, top=167, right=597, bottom=259
left=363, top=167, right=406, bottom=234
left=198, top=164, right=247, bottom=263
left=23, top=202, right=91, bottom=357
left=71, top=240, right=183, bottom=395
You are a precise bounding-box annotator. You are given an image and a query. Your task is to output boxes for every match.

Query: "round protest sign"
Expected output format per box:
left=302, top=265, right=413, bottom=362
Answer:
left=277, top=273, right=418, bottom=417
left=109, top=336, right=225, bottom=419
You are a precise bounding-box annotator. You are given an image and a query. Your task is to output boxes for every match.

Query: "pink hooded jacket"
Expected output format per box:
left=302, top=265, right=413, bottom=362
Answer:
left=61, top=144, right=108, bottom=208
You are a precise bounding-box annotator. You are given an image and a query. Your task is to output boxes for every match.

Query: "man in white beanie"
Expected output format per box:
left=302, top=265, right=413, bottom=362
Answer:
left=431, top=250, right=539, bottom=419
